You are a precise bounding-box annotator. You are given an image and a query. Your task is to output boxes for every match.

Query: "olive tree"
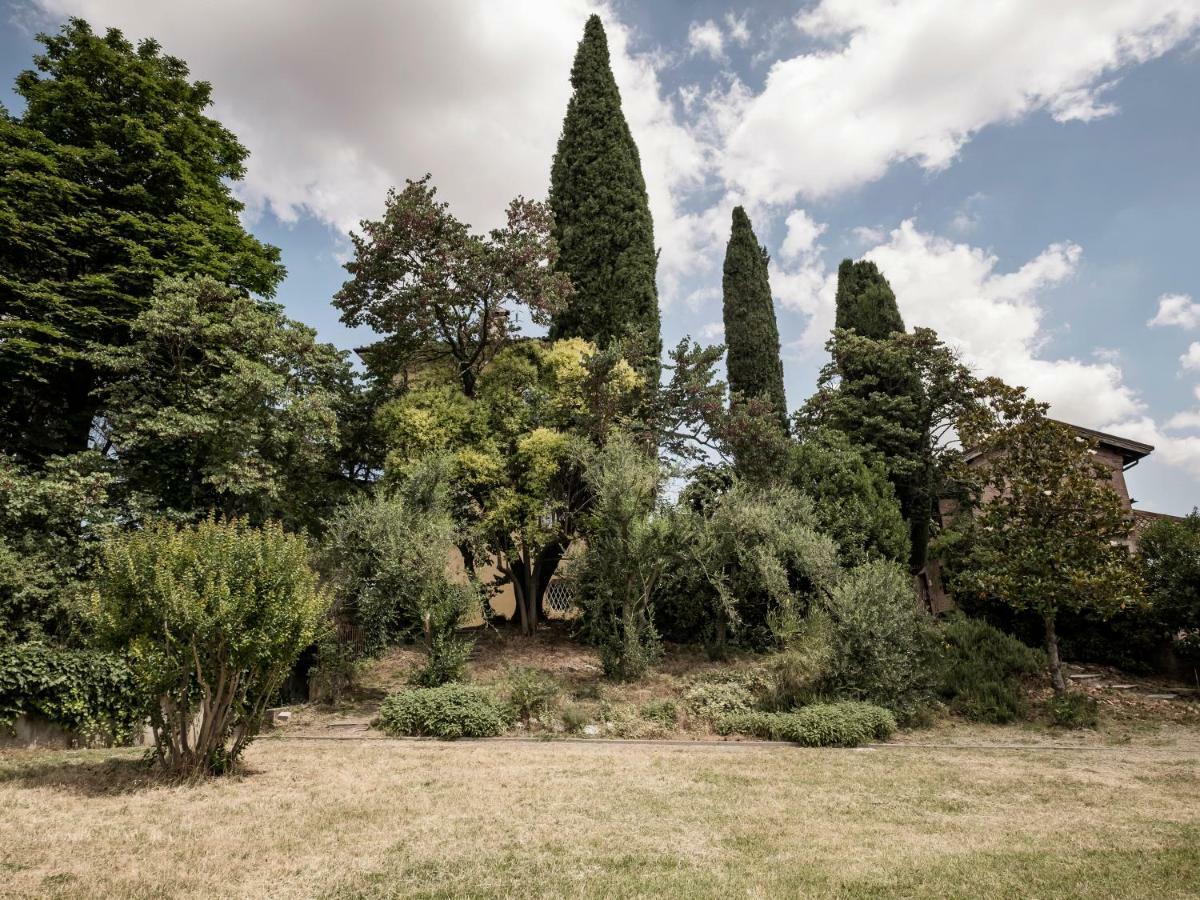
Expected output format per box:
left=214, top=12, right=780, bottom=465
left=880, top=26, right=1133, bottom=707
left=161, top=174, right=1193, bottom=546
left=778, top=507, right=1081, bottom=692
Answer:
left=90, top=517, right=329, bottom=775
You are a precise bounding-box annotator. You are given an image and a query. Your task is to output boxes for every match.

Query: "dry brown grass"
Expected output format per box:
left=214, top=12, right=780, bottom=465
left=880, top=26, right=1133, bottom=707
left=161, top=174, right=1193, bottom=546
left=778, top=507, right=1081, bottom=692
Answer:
left=2, top=731, right=1198, bottom=899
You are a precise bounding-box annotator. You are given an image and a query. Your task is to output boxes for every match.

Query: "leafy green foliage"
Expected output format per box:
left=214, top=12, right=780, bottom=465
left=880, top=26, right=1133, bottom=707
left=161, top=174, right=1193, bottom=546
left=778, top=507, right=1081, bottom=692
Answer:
left=378, top=684, right=510, bottom=739
left=1139, top=510, right=1200, bottom=660
left=572, top=436, right=669, bottom=679
left=0, top=20, right=283, bottom=463
left=715, top=702, right=896, bottom=746
left=640, top=698, right=678, bottom=727
left=321, top=486, right=478, bottom=672
left=787, top=428, right=909, bottom=566
left=506, top=667, right=561, bottom=726
left=1046, top=692, right=1099, bottom=729
left=939, top=408, right=1144, bottom=692
left=937, top=616, right=1044, bottom=723
left=0, top=451, right=118, bottom=643
left=92, top=275, right=352, bottom=532
left=0, top=643, right=146, bottom=745
left=834, top=259, right=905, bottom=339
left=722, top=206, right=787, bottom=431
left=335, top=176, right=570, bottom=397
left=379, top=338, right=643, bottom=635
left=812, top=560, right=939, bottom=721
left=682, top=678, right=758, bottom=721
left=656, top=482, right=840, bottom=653
left=805, top=325, right=1001, bottom=570
left=549, top=15, right=660, bottom=381
left=90, top=517, right=329, bottom=775
left=560, top=703, right=590, bottom=734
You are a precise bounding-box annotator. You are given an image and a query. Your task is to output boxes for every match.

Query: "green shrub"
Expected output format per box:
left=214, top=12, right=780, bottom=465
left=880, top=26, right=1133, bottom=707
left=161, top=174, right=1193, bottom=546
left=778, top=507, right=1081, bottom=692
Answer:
left=937, top=615, right=1044, bottom=723
left=321, top=488, right=478, bottom=671
left=813, top=560, right=938, bottom=722
left=378, top=684, right=510, bottom=739
left=561, top=704, right=590, bottom=734
left=766, top=617, right=834, bottom=710
left=308, top=632, right=362, bottom=705
left=90, top=517, right=329, bottom=775
left=715, top=702, right=896, bottom=747
left=640, top=698, right=677, bottom=727
left=0, top=643, right=147, bottom=745
left=1046, top=692, right=1099, bottom=729
left=506, top=667, right=561, bottom=726
left=683, top=680, right=756, bottom=721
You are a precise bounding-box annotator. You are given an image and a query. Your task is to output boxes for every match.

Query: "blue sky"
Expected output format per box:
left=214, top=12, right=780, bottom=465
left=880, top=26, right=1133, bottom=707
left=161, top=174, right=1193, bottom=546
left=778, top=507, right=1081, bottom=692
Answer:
left=4, top=1, right=1200, bottom=513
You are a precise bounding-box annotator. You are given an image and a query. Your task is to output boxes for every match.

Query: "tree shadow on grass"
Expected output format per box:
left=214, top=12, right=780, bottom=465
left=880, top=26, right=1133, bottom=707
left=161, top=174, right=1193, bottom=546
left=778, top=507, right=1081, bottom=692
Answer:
left=0, top=751, right=262, bottom=797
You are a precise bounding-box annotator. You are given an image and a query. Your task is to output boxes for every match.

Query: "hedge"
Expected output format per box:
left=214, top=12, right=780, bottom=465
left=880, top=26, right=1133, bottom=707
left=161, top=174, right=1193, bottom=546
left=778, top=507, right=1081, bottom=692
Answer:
left=0, top=643, right=147, bottom=745
left=715, top=701, right=896, bottom=747
left=378, top=684, right=511, bottom=739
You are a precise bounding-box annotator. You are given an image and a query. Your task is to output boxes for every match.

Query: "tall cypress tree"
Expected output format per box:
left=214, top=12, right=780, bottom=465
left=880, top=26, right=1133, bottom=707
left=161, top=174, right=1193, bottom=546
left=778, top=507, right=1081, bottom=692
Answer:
left=548, top=15, right=660, bottom=381
left=834, top=259, right=905, bottom=338
left=827, top=258, right=931, bottom=571
left=722, top=206, right=787, bottom=427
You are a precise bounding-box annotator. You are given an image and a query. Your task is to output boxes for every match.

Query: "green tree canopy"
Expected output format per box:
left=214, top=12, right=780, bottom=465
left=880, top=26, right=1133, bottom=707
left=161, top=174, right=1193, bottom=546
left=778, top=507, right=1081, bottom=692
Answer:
left=91, top=275, right=352, bottom=531
left=722, top=206, right=787, bottom=431
left=937, top=407, right=1144, bottom=692
left=834, top=259, right=905, bottom=338
left=548, top=15, right=660, bottom=382
left=378, top=338, right=643, bottom=635
left=0, top=20, right=283, bottom=463
left=335, top=175, right=571, bottom=398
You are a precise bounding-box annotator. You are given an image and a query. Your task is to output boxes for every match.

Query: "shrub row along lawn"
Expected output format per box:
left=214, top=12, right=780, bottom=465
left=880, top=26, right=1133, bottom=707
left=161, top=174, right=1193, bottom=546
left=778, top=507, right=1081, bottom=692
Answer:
left=1, top=736, right=1197, bottom=898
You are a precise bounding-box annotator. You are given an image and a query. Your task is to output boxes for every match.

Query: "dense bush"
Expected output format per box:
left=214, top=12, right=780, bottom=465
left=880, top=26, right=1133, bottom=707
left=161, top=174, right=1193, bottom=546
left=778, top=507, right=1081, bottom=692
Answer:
left=715, top=702, right=896, bottom=746
left=322, top=486, right=477, bottom=678
left=811, top=560, right=938, bottom=722
left=0, top=452, right=118, bottom=643
left=1139, top=511, right=1200, bottom=665
left=655, top=481, right=840, bottom=654
left=682, top=676, right=760, bottom=720
left=572, top=437, right=669, bottom=680
left=0, top=643, right=147, bottom=745
left=937, top=616, right=1044, bottom=723
left=1046, top=692, right=1099, bottom=729
left=378, top=684, right=510, bottom=739
left=786, top=428, right=910, bottom=566
left=640, top=698, right=677, bottom=727
left=506, top=667, right=560, bottom=726
left=90, top=517, right=329, bottom=775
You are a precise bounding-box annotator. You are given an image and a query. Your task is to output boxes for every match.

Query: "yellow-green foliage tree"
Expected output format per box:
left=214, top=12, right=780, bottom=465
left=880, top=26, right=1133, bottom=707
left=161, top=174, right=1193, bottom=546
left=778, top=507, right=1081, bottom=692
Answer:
left=378, top=338, right=642, bottom=635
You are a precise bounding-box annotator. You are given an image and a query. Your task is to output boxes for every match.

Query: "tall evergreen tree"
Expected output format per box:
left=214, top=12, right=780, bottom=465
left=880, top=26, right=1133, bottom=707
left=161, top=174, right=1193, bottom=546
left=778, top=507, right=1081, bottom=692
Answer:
left=834, top=259, right=905, bottom=338
left=0, top=20, right=283, bottom=464
left=548, top=15, right=660, bottom=382
left=722, top=207, right=787, bottom=428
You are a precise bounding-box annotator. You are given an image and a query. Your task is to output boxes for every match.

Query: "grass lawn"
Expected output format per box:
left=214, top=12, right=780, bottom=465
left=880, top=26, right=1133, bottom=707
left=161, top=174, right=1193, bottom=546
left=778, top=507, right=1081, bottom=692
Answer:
left=2, top=731, right=1198, bottom=899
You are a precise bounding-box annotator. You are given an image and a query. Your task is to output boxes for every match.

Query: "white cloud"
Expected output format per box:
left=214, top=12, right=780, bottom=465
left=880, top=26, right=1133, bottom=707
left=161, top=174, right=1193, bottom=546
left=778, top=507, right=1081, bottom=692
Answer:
left=687, top=19, right=725, bottom=60
left=1166, top=410, right=1200, bottom=430
left=1182, top=342, right=1200, bottom=371
left=32, top=0, right=707, bottom=309
left=713, top=0, right=1200, bottom=206
left=1148, top=293, right=1200, bottom=329
left=1102, top=416, right=1200, bottom=479
left=725, top=13, right=750, bottom=46
left=779, top=210, right=827, bottom=260
left=699, top=320, right=725, bottom=341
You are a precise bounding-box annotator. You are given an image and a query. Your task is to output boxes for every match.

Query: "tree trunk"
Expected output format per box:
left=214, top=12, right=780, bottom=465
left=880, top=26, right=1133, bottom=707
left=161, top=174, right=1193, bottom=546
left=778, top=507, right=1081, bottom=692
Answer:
left=1044, top=612, right=1067, bottom=694
left=533, top=538, right=570, bottom=623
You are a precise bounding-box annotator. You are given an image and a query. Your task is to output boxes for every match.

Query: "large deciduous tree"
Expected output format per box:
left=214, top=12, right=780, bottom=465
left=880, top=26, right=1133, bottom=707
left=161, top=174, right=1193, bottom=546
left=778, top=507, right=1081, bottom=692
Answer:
left=0, top=20, right=283, bottom=463
left=334, top=176, right=571, bottom=398
left=722, top=206, right=787, bottom=431
left=938, top=407, right=1143, bottom=693
left=378, top=339, right=642, bottom=635
left=92, top=275, right=352, bottom=531
left=548, top=15, right=661, bottom=382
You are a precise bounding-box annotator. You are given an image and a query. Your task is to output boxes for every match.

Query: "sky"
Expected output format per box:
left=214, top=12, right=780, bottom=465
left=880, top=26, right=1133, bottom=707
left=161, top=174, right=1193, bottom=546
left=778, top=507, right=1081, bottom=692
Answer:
left=3, top=0, right=1200, bottom=514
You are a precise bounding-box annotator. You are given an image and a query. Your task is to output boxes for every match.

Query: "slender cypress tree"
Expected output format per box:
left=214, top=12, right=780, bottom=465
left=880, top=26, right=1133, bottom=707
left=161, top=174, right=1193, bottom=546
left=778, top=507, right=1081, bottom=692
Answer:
left=834, top=259, right=905, bottom=338
left=548, top=15, right=660, bottom=381
left=722, top=206, right=787, bottom=427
